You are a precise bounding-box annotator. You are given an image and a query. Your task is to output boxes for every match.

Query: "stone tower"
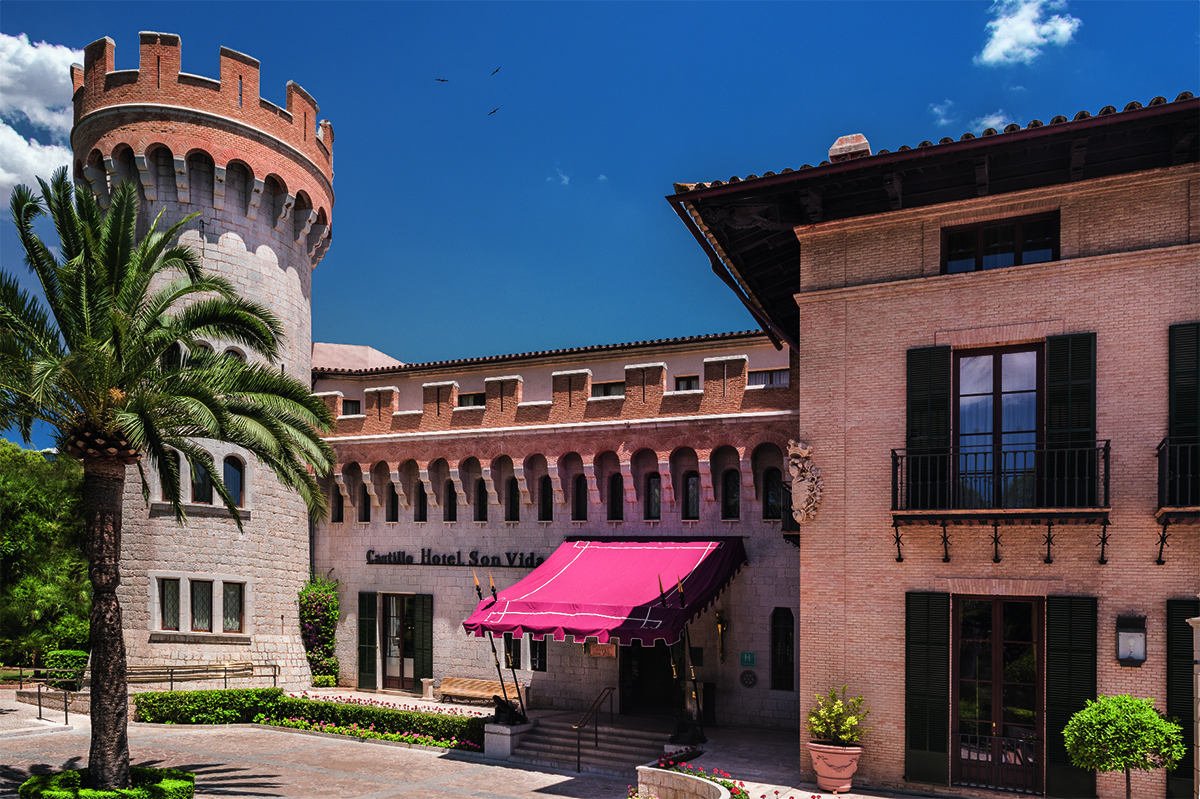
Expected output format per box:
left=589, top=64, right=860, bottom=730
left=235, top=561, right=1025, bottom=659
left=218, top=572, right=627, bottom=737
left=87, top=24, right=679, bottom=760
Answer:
left=71, top=32, right=334, bottom=687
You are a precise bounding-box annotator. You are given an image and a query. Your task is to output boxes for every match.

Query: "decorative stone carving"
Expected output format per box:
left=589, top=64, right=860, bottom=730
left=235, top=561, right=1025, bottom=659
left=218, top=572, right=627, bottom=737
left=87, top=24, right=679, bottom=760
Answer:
left=787, top=439, right=823, bottom=524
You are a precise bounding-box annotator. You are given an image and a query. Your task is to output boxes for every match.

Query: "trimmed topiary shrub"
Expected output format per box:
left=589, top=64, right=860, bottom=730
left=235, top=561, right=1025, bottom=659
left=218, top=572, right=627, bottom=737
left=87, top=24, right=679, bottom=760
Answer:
left=1063, top=694, right=1185, bottom=799
left=132, top=688, right=283, bottom=724
left=18, top=766, right=194, bottom=798
left=312, top=675, right=336, bottom=688
left=298, top=574, right=340, bottom=678
left=44, top=649, right=89, bottom=691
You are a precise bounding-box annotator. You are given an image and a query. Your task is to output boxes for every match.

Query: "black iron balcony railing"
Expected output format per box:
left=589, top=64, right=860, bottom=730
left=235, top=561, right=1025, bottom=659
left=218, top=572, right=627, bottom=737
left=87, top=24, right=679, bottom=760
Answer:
left=1158, top=436, right=1200, bottom=508
left=955, top=732, right=1040, bottom=794
left=892, top=442, right=1110, bottom=512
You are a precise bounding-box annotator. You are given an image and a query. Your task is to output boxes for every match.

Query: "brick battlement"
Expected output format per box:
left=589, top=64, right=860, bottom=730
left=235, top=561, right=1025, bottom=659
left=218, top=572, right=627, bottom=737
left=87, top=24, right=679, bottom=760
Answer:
left=72, top=34, right=332, bottom=179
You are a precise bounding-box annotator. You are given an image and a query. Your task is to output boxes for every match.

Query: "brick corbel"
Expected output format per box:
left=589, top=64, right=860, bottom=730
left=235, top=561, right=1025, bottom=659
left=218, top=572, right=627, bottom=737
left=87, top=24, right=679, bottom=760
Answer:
left=172, top=156, right=190, bottom=204
left=659, top=460, right=675, bottom=507
left=133, top=154, right=158, bottom=202
left=246, top=177, right=264, bottom=220
left=390, top=468, right=407, bottom=508
left=512, top=463, right=531, bottom=506
left=740, top=457, right=756, bottom=501
left=418, top=469, right=438, bottom=508
left=212, top=165, right=226, bottom=210
left=276, top=192, right=295, bottom=229
left=547, top=461, right=565, bottom=505
left=619, top=461, right=636, bottom=506
left=582, top=461, right=599, bottom=506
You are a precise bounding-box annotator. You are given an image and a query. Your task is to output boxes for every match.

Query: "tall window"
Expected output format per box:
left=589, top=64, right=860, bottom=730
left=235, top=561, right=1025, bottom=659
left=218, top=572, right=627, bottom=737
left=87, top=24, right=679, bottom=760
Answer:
left=505, top=477, right=520, bottom=522
left=538, top=475, right=553, bottom=521
left=160, top=578, right=180, bottom=630
left=503, top=632, right=522, bottom=670
left=358, top=480, right=371, bottom=522
left=770, top=607, right=795, bottom=690
left=191, top=580, right=213, bottom=632
left=721, top=469, right=740, bottom=519
left=645, top=473, right=661, bottom=520
left=530, top=637, right=547, bottom=672
left=163, top=451, right=181, bottom=500
left=386, top=484, right=399, bottom=522
left=943, top=212, right=1058, bottom=274
left=444, top=481, right=458, bottom=522
left=330, top=486, right=344, bottom=523
left=413, top=482, right=428, bottom=522
left=192, top=459, right=212, bottom=504
left=956, top=346, right=1041, bottom=509
left=223, top=457, right=244, bottom=507
left=681, top=470, right=700, bottom=520
left=608, top=473, right=624, bottom=520
left=572, top=474, right=588, bottom=521
left=763, top=468, right=782, bottom=520
left=474, top=477, right=488, bottom=522
left=222, top=583, right=244, bottom=633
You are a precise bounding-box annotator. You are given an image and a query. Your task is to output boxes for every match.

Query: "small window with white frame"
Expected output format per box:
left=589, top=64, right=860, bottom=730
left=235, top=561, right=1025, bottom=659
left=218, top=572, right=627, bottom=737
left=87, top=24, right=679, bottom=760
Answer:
left=591, top=381, right=625, bottom=398
left=748, top=369, right=789, bottom=388
left=674, top=375, right=700, bottom=391
left=458, top=392, right=486, bottom=407
left=341, top=398, right=362, bottom=415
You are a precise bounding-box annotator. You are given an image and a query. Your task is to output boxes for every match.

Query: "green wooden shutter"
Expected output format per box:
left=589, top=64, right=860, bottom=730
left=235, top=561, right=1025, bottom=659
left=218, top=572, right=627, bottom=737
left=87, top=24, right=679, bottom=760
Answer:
left=1169, top=323, right=1200, bottom=440
left=1046, top=334, right=1097, bottom=507
left=413, top=593, right=434, bottom=682
left=905, top=592, right=949, bottom=785
left=1166, top=598, right=1200, bottom=798
left=357, top=591, right=377, bottom=690
left=1045, top=595, right=1097, bottom=798
left=906, top=347, right=952, bottom=509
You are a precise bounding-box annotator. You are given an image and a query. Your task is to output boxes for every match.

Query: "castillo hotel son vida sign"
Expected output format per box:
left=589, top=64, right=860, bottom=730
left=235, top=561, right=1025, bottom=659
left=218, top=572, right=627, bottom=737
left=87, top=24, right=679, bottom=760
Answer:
left=366, top=548, right=546, bottom=569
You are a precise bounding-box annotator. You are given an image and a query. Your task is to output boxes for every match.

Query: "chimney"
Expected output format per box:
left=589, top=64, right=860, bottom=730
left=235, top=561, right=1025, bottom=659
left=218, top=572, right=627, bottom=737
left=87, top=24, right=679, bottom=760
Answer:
left=829, top=134, right=871, bottom=163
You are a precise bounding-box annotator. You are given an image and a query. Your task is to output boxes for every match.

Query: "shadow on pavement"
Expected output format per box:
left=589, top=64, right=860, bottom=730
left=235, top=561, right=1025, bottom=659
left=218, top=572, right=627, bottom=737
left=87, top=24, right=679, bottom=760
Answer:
left=134, top=759, right=285, bottom=797
left=0, top=756, right=84, bottom=798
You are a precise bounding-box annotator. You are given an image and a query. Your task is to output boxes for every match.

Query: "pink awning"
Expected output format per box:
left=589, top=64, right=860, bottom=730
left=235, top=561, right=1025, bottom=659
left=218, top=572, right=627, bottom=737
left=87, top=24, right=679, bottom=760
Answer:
left=462, top=537, right=747, bottom=646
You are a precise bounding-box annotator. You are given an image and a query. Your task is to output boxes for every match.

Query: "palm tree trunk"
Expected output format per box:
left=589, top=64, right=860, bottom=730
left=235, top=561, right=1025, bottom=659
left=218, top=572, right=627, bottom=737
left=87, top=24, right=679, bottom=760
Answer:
left=82, top=458, right=130, bottom=790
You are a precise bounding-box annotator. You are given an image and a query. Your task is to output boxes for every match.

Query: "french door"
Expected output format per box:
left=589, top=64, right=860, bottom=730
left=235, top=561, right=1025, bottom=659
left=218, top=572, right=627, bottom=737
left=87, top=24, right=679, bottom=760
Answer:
left=382, top=594, right=416, bottom=690
left=954, top=597, right=1043, bottom=794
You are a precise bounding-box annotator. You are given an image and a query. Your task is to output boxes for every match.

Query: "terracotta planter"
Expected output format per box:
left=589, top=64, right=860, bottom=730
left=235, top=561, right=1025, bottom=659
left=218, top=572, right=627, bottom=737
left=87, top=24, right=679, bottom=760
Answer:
left=806, top=741, right=863, bottom=794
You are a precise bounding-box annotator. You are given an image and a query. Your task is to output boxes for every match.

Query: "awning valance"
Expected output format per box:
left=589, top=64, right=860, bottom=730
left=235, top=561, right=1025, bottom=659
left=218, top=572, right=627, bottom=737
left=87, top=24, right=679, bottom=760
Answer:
left=462, top=537, right=747, bottom=646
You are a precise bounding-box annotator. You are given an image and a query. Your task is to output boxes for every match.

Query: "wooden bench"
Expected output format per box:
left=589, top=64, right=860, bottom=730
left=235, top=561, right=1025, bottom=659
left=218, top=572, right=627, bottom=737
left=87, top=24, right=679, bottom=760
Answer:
left=438, top=677, right=527, bottom=706
left=125, top=661, right=256, bottom=685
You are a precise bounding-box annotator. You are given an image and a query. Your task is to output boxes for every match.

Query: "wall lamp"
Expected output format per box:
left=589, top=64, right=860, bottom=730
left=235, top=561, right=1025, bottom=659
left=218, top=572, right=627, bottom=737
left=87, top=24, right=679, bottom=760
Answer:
left=1116, top=615, right=1146, bottom=667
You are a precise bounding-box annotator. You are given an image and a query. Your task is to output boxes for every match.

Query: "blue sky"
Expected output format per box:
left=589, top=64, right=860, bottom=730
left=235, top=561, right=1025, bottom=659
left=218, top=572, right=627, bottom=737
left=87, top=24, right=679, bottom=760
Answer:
left=2, top=1, right=1198, bottom=448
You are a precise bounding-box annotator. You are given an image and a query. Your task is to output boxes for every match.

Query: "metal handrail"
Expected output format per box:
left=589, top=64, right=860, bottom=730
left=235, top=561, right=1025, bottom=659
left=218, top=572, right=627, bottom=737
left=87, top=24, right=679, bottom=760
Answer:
left=1158, top=436, right=1200, bottom=508
left=572, top=685, right=615, bottom=773
left=1, top=662, right=280, bottom=691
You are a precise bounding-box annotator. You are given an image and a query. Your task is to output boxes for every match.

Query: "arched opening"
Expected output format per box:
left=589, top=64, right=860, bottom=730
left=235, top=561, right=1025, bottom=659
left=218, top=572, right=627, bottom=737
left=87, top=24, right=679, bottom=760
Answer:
left=263, top=174, right=287, bottom=228
left=474, top=477, right=488, bottom=522
left=444, top=480, right=458, bottom=522
left=226, top=160, right=253, bottom=216
left=191, top=456, right=213, bottom=504
left=148, top=144, right=177, bottom=203
left=682, top=471, right=700, bottom=520
left=413, top=481, right=428, bottom=522
left=608, top=473, right=624, bottom=521
left=722, top=469, right=740, bottom=520
left=506, top=477, right=520, bottom=522
left=186, top=150, right=215, bottom=206
left=763, top=468, right=783, bottom=520
left=223, top=455, right=244, bottom=507
left=293, top=190, right=313, bottom=240
left=538, top=475, right=553, bottom=521
left=752, top=442, right=785, bottom=517
left=330, top=480, right=344, bottom=523
left=572, top=473, right=588, bottom=521
left=644, top=473, right=661, bottom=520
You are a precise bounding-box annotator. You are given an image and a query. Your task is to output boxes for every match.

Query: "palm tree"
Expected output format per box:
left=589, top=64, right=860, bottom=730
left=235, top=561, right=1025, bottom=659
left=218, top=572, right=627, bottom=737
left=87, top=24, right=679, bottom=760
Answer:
left=1, top=168, right=335, bottom=790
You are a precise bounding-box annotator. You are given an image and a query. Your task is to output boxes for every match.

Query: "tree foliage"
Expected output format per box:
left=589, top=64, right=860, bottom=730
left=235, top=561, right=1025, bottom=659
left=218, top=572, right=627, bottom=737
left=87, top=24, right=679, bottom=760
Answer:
left=1063, top=694, right=1184, bottom=799
left=299, top=573, right=340, bottom=678
left=0, top=440, right=89, bottom=664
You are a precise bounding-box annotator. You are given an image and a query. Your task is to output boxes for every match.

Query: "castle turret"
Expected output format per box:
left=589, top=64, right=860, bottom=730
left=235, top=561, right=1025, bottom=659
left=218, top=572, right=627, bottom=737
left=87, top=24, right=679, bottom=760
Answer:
left=70, top=33, right=334, bottom=687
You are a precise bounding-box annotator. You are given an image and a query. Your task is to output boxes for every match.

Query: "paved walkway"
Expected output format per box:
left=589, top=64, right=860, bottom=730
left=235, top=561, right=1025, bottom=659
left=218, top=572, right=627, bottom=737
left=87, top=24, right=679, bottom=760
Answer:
left=1, top=689, right=940, bottom=799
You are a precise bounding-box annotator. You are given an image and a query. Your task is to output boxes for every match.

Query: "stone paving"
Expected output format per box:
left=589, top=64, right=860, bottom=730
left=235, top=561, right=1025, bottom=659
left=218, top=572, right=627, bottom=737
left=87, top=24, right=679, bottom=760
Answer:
left=0, top=689, right=940, bottom=799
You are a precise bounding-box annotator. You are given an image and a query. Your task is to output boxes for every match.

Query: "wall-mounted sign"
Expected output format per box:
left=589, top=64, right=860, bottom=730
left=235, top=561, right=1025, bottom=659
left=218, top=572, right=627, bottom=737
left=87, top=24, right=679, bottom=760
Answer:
left=366, top=548, right=545, bottom=568
left=739, top=651, right=756, bottom=668
left=588, top=643, right=617, bottom=658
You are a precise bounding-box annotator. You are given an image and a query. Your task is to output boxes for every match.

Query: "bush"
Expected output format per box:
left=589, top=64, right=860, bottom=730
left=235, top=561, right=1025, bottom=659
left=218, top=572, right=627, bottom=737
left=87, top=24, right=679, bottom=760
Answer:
left=298, top=575, right=340, bottom=677
left=806, top=685, right=870, bottom=746
left=130, top=688, right=489, bottom=749
left=312, top=675, right=336, bottom=688
left=18, top=766, right=194, bottom=798
left=132, top=688, right=283, bottom=724
left=44, top=649, right=88, bottom=691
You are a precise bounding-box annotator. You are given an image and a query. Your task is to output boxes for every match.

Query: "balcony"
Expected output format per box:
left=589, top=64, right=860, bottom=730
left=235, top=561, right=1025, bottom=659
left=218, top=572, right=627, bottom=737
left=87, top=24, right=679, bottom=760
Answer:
left=1157, top=436, right=1199, bottom=525
left=891, top=442, right=1110, bottom=526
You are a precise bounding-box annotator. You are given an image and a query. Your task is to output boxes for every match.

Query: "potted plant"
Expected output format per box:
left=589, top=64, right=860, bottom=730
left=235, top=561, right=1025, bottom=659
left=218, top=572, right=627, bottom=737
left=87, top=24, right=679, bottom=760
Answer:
left=805, top=685, right=870, bottom=794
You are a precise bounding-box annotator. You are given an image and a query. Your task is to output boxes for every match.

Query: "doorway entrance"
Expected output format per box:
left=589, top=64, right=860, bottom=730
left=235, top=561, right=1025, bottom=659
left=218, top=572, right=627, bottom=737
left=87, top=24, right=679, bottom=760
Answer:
left=619, top=640, right=684, bottom=716
left=381, top=594, right=416, bottom=690
left=954, top=596, right=1043, bottom=794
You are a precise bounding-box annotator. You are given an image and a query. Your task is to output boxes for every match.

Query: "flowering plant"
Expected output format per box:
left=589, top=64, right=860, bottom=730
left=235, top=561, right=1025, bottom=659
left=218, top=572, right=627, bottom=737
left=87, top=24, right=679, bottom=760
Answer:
left=651, top=759, right=749, bottom=799
left=298, top=574, right=340, bottom=678
left=287, top=691, right=488, bottom=717
left=806, top=685, right=870, bottom=746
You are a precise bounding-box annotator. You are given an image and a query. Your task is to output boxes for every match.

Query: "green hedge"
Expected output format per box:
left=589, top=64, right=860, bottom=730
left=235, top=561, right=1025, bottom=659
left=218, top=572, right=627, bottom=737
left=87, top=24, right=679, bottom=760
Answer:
left=131, top=687, right=490, bottom=748
left=19, top=766, right=194, bottom=798
left=132, top=688, right=282, bottom=724
left=44, top=650, right=88, bottom=691
left=311, top=675, right=336, bottom=688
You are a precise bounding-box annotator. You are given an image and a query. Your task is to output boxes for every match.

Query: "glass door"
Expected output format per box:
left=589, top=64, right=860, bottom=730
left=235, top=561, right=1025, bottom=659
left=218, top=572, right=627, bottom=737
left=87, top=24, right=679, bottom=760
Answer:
left=955, top=597, right=1042, bottom=794
left=382, top=595, right=417, bottom=690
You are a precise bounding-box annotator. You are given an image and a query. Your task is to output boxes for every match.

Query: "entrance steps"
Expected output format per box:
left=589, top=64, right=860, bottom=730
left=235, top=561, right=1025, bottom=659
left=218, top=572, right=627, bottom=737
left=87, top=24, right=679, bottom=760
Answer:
left=509, top=716, right=670, bottom=777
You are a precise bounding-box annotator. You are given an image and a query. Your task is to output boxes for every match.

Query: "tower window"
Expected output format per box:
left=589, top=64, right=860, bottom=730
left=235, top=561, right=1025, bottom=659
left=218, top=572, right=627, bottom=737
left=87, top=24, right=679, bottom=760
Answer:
left=682, top=471, right=700, bottom=520
left=538, top=475, right=553, bottom=521
left=572, top=474, right=588, bottom=521
left=444, top=481, right=458, bottom=522
left=506, top=477, right=520, bottom=522
left=721, top=469, right=740, bottom=520
left=223, top=457, right=244, bottom=507
left=645, top=473, right=661, bottom=521
left=192, top=459, right=213, bottom=505
left=358, top=480, right=371, bottom=523
left=608, top=473, right=624, bottom=521
left=763, top=468, right=783, bottom=520
left=413, top=482, right=428, bottom=522
left=474, top=477, right=488, bottom=522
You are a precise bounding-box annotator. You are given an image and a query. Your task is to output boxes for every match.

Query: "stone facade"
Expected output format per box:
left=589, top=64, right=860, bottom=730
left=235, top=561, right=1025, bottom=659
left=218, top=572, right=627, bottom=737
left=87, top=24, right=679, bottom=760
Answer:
left=71, top=33, right=334, bottom=689
left=312, top=333, right=805, bottom=728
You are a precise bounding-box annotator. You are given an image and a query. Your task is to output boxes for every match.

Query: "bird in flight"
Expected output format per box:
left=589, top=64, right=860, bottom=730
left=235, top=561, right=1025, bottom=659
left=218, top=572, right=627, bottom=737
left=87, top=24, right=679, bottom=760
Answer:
left=488, top=108, right=499, bottom=116
left=436, top=78, right=448, bottom=82
left=491, top=67, right=501, bottom=75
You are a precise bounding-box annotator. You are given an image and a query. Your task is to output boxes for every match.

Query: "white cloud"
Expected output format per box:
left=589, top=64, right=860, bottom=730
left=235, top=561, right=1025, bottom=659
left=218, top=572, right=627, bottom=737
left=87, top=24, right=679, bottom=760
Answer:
left=975, top=0, right=1081, bottom=66
left=556, top=168, right=569, bottom=186
left=0, top=33, right=81, bottom=195
left=929, top=99, right=956, bottom=127
left=971, top=111, right=1011, bottom=132
left=597, top=174, right=608, bottom=182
